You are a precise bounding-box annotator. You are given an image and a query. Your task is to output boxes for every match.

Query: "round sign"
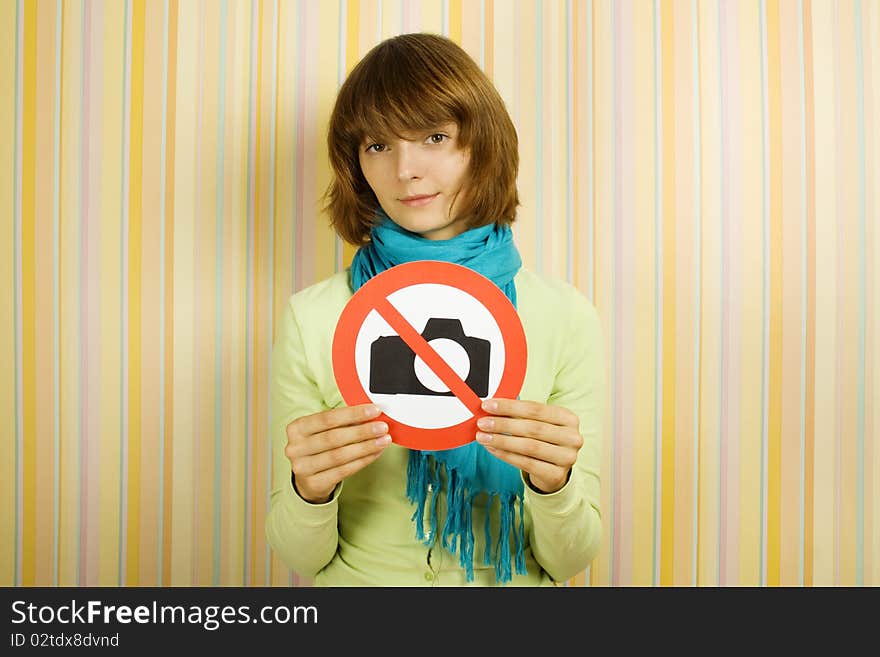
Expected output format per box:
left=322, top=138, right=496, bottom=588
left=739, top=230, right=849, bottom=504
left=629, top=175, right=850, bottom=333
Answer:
left=332, top=261, right=527, bottom=450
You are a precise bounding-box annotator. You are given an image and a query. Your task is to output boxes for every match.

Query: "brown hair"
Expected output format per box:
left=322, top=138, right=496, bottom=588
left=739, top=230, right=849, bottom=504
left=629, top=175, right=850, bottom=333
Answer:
left=323, top=33, right=520, bottom=245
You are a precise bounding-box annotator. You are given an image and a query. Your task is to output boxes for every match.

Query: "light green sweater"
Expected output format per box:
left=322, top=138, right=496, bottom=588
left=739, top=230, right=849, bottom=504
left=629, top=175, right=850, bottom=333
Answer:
left=266, top=267, right=604, bottom=586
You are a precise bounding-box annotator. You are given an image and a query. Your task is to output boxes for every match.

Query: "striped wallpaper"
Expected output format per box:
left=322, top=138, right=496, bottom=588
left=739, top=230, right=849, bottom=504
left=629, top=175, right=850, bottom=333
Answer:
left=1, top=0, right=877, bottom=588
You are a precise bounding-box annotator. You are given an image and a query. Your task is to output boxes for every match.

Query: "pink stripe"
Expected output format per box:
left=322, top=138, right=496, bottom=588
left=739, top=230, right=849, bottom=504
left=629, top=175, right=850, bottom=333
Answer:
left=80, top=0, right=103, bottom=587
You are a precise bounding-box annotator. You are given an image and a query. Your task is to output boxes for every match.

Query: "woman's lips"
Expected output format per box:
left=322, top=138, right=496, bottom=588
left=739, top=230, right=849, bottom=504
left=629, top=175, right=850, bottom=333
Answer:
left=399, top=193, right=439, bottom=207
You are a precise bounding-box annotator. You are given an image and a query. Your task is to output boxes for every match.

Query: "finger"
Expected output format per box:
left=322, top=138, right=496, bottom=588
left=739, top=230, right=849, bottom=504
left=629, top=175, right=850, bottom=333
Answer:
left=295, top=440, right=391, bottom=487
left=295, top=403, right=382, bottom=437
left=475, top=431, right=574, bottom=467
left=481, top=398, right=578, bottom=427
left=294, top=434, right=392, bottom=477
left=480, top=444, right=564, bottom=485
left=476, top=416, right=580, bottom=448
left=291, top=419, right=389, bottom=458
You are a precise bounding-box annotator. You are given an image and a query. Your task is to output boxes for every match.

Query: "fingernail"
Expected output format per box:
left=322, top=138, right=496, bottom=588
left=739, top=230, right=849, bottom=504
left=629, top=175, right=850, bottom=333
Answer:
left=373, top=422, right=388, bottom=435
left=375, top=434, right=392, bottom=446
left=477, top=417, right=494, bottom=430
left=365, top=405, right=380, bottom=417
left=482, top=399, right=498, bottom=412
left=476, top=432, right=493, bottom=443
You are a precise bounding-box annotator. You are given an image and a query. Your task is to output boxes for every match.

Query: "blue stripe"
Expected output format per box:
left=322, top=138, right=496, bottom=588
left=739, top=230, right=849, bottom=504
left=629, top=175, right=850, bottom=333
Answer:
left=118, top=0, right=131, bottom=588
left=853, top=0, right=866, bottom=587
left=214, top=0, right=228, bottom=587
left=535, top=0, right=543, bottom=274
left=52, top=0, right=62, bottom=587
left=157, top=0, right=170, bottom=585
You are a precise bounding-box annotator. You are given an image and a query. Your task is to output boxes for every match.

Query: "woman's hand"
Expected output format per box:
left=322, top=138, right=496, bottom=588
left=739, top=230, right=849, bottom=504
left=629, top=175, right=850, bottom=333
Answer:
left=475, top=398, right=582, bottom=494
left=285, top=403, right=392, bottom=503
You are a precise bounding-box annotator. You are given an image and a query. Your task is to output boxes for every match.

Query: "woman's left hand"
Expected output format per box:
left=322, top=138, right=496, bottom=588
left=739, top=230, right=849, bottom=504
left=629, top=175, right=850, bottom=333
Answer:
left=475, top=398, right=582, bottom=494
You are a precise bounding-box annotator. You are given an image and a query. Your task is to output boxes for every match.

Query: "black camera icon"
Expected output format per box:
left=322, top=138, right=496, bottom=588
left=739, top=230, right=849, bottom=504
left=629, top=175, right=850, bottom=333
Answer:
left=369, top=318, right=490, bottom=396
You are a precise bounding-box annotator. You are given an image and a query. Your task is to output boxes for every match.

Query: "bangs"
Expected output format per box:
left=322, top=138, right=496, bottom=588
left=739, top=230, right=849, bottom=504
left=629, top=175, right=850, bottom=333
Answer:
left=337, top=41, right=471, bottom=146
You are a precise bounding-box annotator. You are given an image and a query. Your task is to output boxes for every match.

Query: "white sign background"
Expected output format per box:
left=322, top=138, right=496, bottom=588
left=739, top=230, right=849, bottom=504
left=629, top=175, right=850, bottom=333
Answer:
left=354, top=282, right=506, bottom=428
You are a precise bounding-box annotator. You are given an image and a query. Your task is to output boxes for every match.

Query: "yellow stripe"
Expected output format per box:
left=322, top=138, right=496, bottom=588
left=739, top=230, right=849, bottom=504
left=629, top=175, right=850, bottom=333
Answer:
left=809, top=0, right=837, bottom=586
left=765, top=0, right=783, bottom=587
left=98, top=0, right=125, bottom=586
left=33, top=0, right=58, bottom=587
left=137, top=0, right=165, bottom=586
left=220, top=0, right=250, bottom=583
left=249, top=0, right=268, bottom=587
left=695, top=0, right=722, bottom=586
left=869, top=0, right=880, bottom=588
left=170, top=0, right=198, bottom=585
left=314, top=0, right=339, bottom=284
left=515, top=0, right=537, bottom=271
left=195, top=0, right=220, bottom=587
left=341, top=0, right=360, bottom=269
left=381, top=0, right=400, bottom=41
left=589, top=0, right=611, bottom=586
left=0, top=0, right=16, bottom=587
left=631, top=0, right=657, bottom=586
left=736, top=0, right=763, bottom=586
left=125, top=0, right=145, bottom=586
left=420, top=0, right=441, bottom=34
left=449, top=0, right=462, bottom=45
left=671, top=0, right=696, bottom=585
left=58, top=0, right=83, bottom=586
left=659, top=0, right=676, bottom=587
left=20, top=0, right=37, bottom=588
left=547, top=0, right=565, bottom=282
left=835, top=0, right=860, bottom=586
left=777, top=0, right=805, bottom=586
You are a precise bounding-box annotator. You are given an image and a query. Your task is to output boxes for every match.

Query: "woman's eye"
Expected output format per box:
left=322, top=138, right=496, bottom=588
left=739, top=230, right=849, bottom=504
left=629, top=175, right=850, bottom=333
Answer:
left=365, top=143, right=386, bottom=153
left=427, top=133, right=447, bottom=144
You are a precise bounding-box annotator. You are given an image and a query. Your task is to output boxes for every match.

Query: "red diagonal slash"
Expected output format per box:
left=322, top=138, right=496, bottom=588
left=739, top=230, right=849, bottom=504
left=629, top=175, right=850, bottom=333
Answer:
left=374, top=296, right=483, bottom=415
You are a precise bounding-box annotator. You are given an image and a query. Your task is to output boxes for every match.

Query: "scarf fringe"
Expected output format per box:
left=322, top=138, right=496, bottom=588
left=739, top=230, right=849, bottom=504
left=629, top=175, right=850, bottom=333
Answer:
left=407, top=451, right=527, bottom=584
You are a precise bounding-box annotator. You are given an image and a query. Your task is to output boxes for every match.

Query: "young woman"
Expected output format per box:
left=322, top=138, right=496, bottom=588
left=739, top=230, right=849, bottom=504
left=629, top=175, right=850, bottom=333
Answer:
left=266, top=33, right=605, bottom=586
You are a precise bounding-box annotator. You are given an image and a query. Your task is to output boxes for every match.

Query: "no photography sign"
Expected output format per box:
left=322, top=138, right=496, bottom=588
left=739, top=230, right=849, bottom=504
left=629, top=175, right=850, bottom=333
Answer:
left=332, top=261, right=527, bottom=451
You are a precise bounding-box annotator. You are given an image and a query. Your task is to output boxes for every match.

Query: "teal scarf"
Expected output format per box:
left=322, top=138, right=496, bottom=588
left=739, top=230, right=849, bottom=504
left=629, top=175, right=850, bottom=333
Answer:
left=349, top=210, right=527, bottom=583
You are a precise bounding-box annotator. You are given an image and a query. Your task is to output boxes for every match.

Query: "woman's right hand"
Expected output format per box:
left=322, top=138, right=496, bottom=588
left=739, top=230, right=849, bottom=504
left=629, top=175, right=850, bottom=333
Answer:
left=284, top=403, right=392, bottom=503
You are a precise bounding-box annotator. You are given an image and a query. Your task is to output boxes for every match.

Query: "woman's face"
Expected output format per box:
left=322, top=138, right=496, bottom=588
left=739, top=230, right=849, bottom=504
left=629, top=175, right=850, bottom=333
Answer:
left=358, top=122, right=471, bottom=240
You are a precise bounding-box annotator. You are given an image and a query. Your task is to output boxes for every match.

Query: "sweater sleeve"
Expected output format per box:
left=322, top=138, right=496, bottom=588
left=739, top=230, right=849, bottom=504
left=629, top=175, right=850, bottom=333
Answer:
left=525, top=295, right=605, bottom=583
left=265, top=298, right=341, bottom=578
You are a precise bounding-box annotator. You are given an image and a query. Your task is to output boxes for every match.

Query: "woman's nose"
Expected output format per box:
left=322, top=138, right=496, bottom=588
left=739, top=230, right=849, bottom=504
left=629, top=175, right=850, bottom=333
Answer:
left=395, top=142, right=423, bottom=181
